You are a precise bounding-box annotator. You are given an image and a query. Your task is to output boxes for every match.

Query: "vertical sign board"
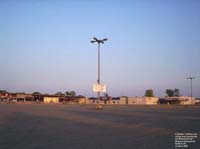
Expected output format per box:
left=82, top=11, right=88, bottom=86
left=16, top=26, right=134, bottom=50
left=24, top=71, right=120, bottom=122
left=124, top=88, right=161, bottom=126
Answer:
left=93, top=84, right=107, bottom=92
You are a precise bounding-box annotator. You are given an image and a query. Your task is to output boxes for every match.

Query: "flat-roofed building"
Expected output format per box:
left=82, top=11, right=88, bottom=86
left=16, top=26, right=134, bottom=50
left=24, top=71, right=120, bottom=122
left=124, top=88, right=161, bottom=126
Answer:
left=109, top=97, right=128, bottom=104
left=0, top=90, right=9, bottom=100
left=78, top=97, right=90, bottom=104
left=87, top=96, right=128, bottom=105
left=159, top=96, right=196, bottom=105
left=12, top=93, right=33, bottom=102
left=43, top=96, right=59, bottom=103
left=128, top=97, right=158, bottom=105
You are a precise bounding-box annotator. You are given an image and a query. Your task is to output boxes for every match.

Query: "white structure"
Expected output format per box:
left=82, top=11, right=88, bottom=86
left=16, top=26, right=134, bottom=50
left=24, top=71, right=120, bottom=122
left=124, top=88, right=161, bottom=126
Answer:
left=128, top=97, right=158, bottom=105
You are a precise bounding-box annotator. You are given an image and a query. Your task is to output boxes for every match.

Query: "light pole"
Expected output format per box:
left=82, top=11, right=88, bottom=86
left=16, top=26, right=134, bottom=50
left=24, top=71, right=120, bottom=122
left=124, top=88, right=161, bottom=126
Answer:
left=91, top=37, right=107, bottom=103
left=186, top=76, right=196, bottom=100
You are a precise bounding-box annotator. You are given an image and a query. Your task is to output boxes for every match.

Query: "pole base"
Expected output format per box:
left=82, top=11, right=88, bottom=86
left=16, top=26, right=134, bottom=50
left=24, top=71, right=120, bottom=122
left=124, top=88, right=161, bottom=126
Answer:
left=95, top=104, right=103, bottom=110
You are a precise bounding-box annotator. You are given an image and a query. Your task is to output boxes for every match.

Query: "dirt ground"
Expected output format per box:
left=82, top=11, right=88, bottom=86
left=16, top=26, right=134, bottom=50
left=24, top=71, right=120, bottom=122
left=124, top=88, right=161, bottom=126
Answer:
left=0, top=103, right=199, bottom=149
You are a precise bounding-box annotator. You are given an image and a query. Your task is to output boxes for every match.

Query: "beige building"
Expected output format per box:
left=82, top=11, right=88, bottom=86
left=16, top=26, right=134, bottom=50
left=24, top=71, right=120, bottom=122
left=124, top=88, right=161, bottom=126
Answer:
left=12, top=93, right=33, bottom=102
left=86, top=97, right=128, bottom=105
left=107, top=97, right=128, bottom=104
left=128, top=97, right=158, bottom=105
left=79, top=97, right=90, bottom=104
left=178, top=96, right=196, bottom=105
left=44, top=97, right=59, bottom=103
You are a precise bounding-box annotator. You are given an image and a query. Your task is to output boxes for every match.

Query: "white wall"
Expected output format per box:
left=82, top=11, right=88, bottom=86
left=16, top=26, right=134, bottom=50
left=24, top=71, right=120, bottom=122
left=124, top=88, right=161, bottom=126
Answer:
left=128, top=97, right=158, bottom=105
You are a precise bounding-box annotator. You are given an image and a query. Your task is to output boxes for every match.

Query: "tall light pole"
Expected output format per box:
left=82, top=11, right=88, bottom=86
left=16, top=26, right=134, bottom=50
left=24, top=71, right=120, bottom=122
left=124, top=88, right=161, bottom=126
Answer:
left=186, top=76, right=196, bottom=100
left=91, top=37, right=107, bottom=103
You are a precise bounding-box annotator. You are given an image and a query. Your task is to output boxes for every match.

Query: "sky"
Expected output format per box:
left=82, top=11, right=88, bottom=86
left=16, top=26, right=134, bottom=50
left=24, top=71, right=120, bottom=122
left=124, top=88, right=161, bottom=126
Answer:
left=0, top=0, right=200, bottom=97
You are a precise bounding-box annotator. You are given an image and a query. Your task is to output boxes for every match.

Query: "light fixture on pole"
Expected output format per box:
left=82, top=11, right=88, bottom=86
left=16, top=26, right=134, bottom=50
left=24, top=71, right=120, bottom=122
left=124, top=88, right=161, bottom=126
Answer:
left=186, top=76, right=198, bottom=100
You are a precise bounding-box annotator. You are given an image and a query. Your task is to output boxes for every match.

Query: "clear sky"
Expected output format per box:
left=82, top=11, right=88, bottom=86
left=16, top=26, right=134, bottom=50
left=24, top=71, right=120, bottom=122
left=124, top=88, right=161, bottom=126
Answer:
left=0, top=0, right=200, bottom=97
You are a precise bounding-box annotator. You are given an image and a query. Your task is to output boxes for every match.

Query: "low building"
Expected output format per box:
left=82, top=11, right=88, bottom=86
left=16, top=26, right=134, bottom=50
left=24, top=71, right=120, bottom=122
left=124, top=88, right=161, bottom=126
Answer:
left=128, top=97, right=158, bottom=105
left=79, top=97, right=90, bottom=104
left=43, top=96, right=59, bottom=103
left=87, top=97, right=113, bottom=104
left=87, top=97, right=100, bottom=104
left=12, top=93, right=33, bottom=102
left=62, top=96, right=80, bottom=104
left=82, top=96, right=158, bottom=105
left=0, top=90, right=9, bottom=101
left=109, top=97, right=128, bottom=104
left=108, top=97, right=120, bottom=104
left=87, top=96, right=128, bottom=105
left=195, top=98, right=200, bottom=104
left=159, top=96, right=196, bottom=105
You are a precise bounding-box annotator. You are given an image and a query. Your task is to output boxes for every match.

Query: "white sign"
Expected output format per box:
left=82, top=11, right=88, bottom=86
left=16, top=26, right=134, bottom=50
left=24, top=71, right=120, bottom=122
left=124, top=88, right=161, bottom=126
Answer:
left=93, top=84, right=107, bottom=92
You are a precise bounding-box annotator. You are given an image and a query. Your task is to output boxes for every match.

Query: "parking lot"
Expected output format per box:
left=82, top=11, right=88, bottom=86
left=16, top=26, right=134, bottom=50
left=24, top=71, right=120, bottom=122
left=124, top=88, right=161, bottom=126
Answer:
left=0, top=103, right=199, bottom=149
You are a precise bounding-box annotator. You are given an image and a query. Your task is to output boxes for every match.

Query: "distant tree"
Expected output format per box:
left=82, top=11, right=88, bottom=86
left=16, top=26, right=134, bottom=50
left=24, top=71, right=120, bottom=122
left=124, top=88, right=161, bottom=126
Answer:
left=145, top=89, right=154, bottom=97
left=32, top=92, right=41, bottom=95
left=0, top=90, right=7, bottom=93
left=70, top=91, right=76, bottom=96
left=165, top=89, right=174, bottom=97
left=174, top=88, right=181, bottom=97
left=55, top=92, right=64, bottom=96
left=65, top=91, right=70, bottom=96
left=65, top=91, right=76, bottom=96
left=0, top=90, right=8, bottom=96
left=165, top=88, right=181, bottom=97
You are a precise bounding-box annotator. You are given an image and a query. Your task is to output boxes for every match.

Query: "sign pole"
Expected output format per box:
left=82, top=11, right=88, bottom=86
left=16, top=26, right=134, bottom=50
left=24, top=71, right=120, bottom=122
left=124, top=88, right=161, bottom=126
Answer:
left=97, top=42, right=100, bottom=103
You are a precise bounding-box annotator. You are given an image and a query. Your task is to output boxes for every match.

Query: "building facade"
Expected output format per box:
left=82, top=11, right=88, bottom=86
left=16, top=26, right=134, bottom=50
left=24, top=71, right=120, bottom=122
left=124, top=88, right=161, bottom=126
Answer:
left=43, top=96, right=59, bottom=103
left=128, top=97, right=159, bottom=105
left=159, top=96, right=196, bottom=105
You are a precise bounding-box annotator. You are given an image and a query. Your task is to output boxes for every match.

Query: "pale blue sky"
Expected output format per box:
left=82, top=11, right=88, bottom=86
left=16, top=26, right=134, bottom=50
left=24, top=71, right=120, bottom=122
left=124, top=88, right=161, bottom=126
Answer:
left=0, top=0, right=200, bottom=97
